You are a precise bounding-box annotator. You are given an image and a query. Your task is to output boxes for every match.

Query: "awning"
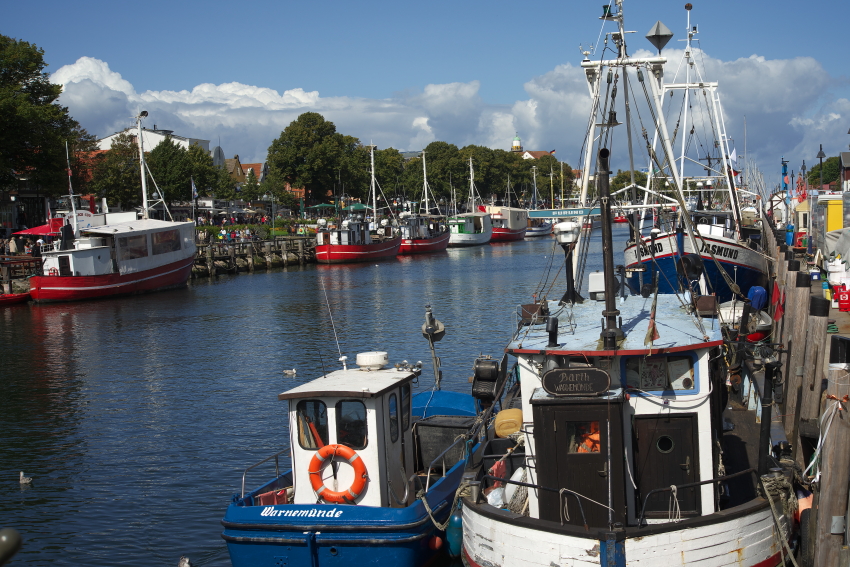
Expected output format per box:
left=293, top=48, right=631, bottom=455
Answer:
left=13, top=218, right=64, bottom=235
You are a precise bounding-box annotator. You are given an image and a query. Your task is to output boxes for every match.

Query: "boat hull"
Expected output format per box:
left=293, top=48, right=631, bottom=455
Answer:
left=448, top=232, right=491, bottom=247
left=624, top=232, right=767, bottom=303
left=398, top=231, right=450, bottom=255
left=490, top=227, right=527, bottom=242
left=525, top=222, right=552, bottom=237
left=0, top=292, right=31, bottom=306
left=223, top=461, right=465, bottom=567
left=462, top=497, right=788, bottom=567
left=315, top=237, right=401, bottom=264
left=28, top=256, right=194, bottom=303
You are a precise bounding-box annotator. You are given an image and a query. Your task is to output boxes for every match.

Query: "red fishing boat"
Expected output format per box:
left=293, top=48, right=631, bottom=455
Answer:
left=314, top=145, right=402, bottom=264
left=398, top=215, right=450, bottom=254
left=482, top=205, right=527, bottom=241
left=29, top=111, right=196, bottom=303
left=613, top=214, right=629, bottom=223
left=0, top=292, right=30, bottom=306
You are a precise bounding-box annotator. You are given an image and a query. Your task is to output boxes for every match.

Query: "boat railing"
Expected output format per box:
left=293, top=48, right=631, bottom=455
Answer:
left=241, top=446, right=290, bottom=498
left=482, top=474, right=593, bottom=529
left=425, top=435, right=472, bottom=493
left=636, top=467, right=758, bottom=526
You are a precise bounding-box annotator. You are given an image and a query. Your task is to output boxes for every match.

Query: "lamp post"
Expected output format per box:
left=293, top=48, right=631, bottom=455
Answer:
left=554, top=221, right=582, bottom=304
left=817, top=144, right=826, bottom=193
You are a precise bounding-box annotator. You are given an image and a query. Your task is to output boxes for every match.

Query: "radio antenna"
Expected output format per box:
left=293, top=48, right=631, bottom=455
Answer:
left=319, top=277, right=345, bottom=369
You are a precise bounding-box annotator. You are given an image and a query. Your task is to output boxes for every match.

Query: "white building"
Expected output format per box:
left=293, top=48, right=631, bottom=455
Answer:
left=97, top=126, right=210, bottom=153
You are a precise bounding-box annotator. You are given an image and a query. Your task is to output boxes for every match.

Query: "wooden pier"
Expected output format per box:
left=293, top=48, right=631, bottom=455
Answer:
left=191, top=236, right=316, bottom=277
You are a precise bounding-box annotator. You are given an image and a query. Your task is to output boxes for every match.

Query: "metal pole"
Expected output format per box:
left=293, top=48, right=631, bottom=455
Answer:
left=597, top=148, right=621, bottom=345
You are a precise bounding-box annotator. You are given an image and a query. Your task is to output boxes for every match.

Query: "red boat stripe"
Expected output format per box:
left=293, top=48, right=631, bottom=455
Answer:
left=32, top=258, right=194, bottom=291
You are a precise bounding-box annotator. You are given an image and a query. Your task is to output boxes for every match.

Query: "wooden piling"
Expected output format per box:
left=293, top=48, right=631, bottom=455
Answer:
left=796, top=296, right=831, bottom=466
left=783, top=271, right=812, bottom=439
left=264, top=242, right=272, bottom=271
left=247, top=243, right=254, bottom=272
left=206, top=242, right=216, bottom=277
left=229, top=246, right=236, bottom=271
left=814, top=336, right=850, bottom=567
left=298, top=240, right=304, bottom=265
left=1, top=264, right=10, bottom=295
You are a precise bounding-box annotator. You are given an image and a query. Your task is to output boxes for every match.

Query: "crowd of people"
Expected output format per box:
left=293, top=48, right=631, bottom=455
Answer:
left=1, top=236, right=47, bottom=257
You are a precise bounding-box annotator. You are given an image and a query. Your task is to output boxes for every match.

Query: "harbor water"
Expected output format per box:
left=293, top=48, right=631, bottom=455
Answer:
left=0, top=228, right=627, bottom=566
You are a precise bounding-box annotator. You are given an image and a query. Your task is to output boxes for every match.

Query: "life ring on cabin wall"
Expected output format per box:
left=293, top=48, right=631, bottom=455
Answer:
left=48, top=268, right=59, bottom=276
left=308, top=444, right=368, bottom=503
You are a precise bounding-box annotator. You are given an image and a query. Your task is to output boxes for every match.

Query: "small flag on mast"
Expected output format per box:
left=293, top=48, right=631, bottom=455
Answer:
left=191, top=177, right=198, bottom=199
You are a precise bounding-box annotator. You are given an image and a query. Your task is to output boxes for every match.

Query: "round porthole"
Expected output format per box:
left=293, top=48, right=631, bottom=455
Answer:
left=656, top=435, right=674, bottom=454
left=329, top=547, right=338, bottom=556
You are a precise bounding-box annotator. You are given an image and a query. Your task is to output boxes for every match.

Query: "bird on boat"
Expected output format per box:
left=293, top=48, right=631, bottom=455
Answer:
left=283, top=369, right=297, bottom=376
left=177, top=556, right=194, bottom=567
left=19, top=471, right=32, bottom=484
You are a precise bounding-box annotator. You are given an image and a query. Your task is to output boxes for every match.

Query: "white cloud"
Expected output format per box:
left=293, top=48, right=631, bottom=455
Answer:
left=53, top=52, right=849, bottom=176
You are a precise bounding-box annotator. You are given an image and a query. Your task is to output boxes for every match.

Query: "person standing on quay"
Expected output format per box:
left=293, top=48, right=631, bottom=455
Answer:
left=9, top=236, right=18, bottom=255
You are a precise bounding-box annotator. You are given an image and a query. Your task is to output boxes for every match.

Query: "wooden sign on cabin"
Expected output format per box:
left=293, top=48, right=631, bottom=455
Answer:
left=541, top=367, right=611, bottom=396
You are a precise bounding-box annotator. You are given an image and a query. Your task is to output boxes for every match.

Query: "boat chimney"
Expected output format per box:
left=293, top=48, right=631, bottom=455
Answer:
left=546, top=316, right=559, bottom=347
left=597, top=148, right=623, bottom=346
left=554, top=221, right=582, bottom=304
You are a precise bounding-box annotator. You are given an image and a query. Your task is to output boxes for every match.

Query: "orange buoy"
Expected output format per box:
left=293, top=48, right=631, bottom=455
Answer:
left=308, top=444, right=368, bottom=503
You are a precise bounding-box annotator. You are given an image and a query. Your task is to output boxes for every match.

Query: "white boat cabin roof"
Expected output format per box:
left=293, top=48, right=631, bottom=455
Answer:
left=510, top=295, right=722, bottom=356
left=80, top=218, right=194, bottom=236
left=278, top=367, right=417, bottom=401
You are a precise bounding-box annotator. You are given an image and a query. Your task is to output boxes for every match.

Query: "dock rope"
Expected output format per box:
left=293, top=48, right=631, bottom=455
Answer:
left=667, top=485, right=682, bottom=522
left=758, top=475, right=798, bottom=567
left=418, top=480, right=471, bottom=532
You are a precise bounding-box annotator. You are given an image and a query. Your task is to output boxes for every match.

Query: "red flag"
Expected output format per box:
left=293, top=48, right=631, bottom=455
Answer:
left=771, top=281, right=780, bottom=305
left=89, top=195, right=95, bottom=213
left=773, top=289, right=786, bottom=321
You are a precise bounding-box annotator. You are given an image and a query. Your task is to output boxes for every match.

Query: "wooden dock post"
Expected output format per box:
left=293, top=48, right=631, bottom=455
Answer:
left=229, top=245, right=236, bottom=271
left=247, top=243, right=254, bottom=272
left=777, top=258, right=800, bottom=370
left=1, top=264, right=10, bottom=295
left=298, top=239, right=304, bottom=265
left=796, top=296, right=831, bottom=466
left=283, top=239, right=288, bottom=267
left=264, top=242, right=272, bottom=271
left=207, top=242, right=216, bottom=277
left=814, top=336, right=850, bottom=567
left=783, top=271, right=812, bottom=438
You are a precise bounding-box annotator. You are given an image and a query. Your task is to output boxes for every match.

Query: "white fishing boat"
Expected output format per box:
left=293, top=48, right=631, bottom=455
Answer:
left=460, top=4, right=796, bottom=566
left=448, top=158, right=492, bottom=247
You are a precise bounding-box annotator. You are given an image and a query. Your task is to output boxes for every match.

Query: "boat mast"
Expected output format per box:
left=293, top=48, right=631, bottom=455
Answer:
left=64, top=141, right=78, bottom=236
left=136, top=110, right=150, bottom=220
left=532, top=166, right=538, bottom=208
left=370, top=145, right=377, bottom=223
left=468, top=157, right=475, bottom=212
left=421, top=150, right=431, bottom=215
left=678, top=5, right=694, bottom=181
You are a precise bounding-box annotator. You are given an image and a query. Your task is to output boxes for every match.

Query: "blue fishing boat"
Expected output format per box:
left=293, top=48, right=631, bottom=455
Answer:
left=222, top=308, right=506, bottom=567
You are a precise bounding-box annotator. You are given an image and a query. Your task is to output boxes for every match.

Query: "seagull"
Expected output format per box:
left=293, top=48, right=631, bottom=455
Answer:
left=19, top=471, right=32, bottom=484
left=283, top=369, right=297, bottom=376
left=177, top=556, right=194, bottom=567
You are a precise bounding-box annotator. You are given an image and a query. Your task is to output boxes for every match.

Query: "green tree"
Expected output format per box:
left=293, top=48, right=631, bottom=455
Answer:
left=186, top=143, right=230, bottom=199
left=147, top=136, right=191, bottom=203
left=0, top=34, right=84, bottom=194
left=266, top=112, right=364, bottom=203
left=610, top=169, right=648, bottom=193
left=808, top=156, right=840, bottom=188
left=241, top=168, right=260, bottom=201
left=89, top=132, right=143, bottom=209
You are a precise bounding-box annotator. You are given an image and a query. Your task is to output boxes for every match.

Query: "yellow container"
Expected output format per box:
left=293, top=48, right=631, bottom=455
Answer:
left=494, top=408, right=523, bottom=438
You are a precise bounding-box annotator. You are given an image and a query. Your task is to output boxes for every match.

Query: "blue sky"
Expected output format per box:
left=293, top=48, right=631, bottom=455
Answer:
left=5, top=0, right=850, bottom=185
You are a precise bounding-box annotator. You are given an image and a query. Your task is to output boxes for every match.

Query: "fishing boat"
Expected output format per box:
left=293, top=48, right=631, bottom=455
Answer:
left=28, top=111, right=196, bottom=303
left=315, top=146, right=402, bottom=263
left=524, top=168, right=553, bottom=238
left=222, top=307, right=506, bottom=567
left=0, top=292, right=30, bottom=306
left=618, top=5, right=767, bottom=302
left=613, top=214, right=629, bottom=224
left=448, top=158, right=492, bottom=247
left=483, top=205, right=527, bottom=242
left=460, top=5, right=796, bottom=566
left=397, top=151, right=450, bottom=255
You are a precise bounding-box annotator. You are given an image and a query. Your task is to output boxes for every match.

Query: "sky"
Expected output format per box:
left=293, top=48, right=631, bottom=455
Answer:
left=4, top=0, right=850, bottom=187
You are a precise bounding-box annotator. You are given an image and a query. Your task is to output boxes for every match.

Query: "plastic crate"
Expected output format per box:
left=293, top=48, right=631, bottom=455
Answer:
left=414, top=415, right=476, bottom=472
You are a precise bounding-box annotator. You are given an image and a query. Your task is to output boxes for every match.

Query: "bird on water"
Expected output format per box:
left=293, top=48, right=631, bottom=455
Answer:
left=283, top=369, right=297, bottom=376
left=178, top=556, right=194, bottom=567
left=19, top=472, right=32, bottom=484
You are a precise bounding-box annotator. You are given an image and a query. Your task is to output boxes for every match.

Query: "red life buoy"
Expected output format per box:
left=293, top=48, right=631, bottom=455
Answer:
left=48, top=268, right=59, bottom=276
left=308, top=444, right=368, bottom=503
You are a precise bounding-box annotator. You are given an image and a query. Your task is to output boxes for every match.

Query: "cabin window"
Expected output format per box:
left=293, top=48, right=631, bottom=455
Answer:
left=151, top=229, right=182, bottom=255
left=335, top=400, right=367, bottom=450
left=117, top=234, right=149, bottom=260
left=624, top=355, right=695, bottom=391
left=296, top=400, right=328, bottom=449
left=400, top=383, right=411, bottom=431
left=566, top=421, right=600, bottom=453
left=388, top=393, right=399, bottom=442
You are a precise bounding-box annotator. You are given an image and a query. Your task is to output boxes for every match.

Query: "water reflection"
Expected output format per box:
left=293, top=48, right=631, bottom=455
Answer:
left=0, top=228, right=625, bottom=565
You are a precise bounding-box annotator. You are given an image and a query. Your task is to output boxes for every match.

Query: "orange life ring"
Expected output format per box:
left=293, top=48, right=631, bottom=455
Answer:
left=48, top=268, right=59, bottom=276
left=308, top=444, right=368, bottom=503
